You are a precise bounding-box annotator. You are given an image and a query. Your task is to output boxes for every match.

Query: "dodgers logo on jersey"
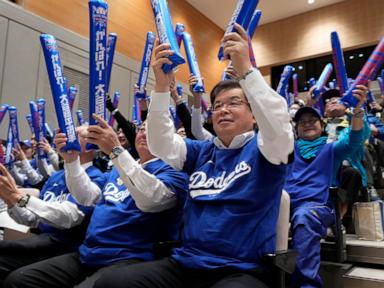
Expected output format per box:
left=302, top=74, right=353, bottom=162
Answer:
left=189, top=161, right=252, bottom=198
left=43, top=190, right=69, bottom=203
left=103, top=179, right=130, bottom=203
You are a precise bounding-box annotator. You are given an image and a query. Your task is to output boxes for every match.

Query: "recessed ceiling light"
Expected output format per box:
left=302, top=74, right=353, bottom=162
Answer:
left=298, top=65, right=303, bottom=70
left=308, top=0, right=315, bottom=4
left=358, top=53, right=364, bottom=58
left=349, top=55, right=354, bottom=60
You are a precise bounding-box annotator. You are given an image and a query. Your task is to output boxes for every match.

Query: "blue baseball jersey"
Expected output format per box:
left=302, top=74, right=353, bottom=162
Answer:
left=38, top=166, right=105, bottom=247
left=171, top=136, right=287, bottom=271
left=79, top=159, right=188, bottom=267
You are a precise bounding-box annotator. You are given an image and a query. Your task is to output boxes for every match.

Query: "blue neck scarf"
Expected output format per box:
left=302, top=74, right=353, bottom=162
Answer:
left=297, top=136, right=327, bottom=160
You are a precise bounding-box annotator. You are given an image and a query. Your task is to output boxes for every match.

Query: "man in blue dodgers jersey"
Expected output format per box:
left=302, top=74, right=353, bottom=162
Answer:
left=0, top=126, right=104, bottom=286
left=285, top=86, right=368, bottom=288
left=94, top=23, right=294, bottom=288
left=4, top=116, right=188, bottom=288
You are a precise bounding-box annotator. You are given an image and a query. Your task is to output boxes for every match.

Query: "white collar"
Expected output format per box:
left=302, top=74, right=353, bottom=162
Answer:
left=213, top=131, right=255, bottom=149
left=81, top=161, right=93, bottom=170
left=140, top=157, right=159, bottom=168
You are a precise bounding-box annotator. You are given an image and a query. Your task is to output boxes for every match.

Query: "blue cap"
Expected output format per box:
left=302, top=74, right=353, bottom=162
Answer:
left=20, top=139, right=32, bottom=148
left=293, top=107, right=322, bottom=123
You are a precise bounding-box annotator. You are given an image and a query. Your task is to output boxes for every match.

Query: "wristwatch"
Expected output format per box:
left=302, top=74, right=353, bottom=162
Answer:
left=239, top=67, right=255, bottom=81
left=109, top=146, right=125, bottom=160
left=17, top=194, right=31, bottom=208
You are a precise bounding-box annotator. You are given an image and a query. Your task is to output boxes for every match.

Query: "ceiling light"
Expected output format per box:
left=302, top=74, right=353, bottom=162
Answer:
left=349, top=55, right=354, bottom=60
left=308, top=0, right=315, bottom=4
left=358, top=53, right=364, bottom=58
left=298, top=65, right=303, bottom=70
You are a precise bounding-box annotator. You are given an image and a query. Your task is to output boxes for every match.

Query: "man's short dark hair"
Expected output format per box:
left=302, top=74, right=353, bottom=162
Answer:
left=210, top=80, right=241, bottom=105
left=322, top=89, right=341, bottom=106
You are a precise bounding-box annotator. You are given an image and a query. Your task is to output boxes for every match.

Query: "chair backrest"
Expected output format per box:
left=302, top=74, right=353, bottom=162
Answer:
left=275, top=190, right=290, bottom=251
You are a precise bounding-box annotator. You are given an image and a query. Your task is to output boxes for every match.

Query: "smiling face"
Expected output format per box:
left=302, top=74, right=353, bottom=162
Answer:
left=296, top=112, right=323, bottom=141
left=212, top=87, right=255, bottom=146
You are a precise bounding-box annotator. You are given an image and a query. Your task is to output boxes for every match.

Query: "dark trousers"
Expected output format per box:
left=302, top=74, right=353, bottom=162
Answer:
left=338, top=166, right=363, bottom=204
left=0, top=233, right=75, bottom=287
left=94, top=257, right=269, bottom=288
left=3, top=252, right=139, bottom=288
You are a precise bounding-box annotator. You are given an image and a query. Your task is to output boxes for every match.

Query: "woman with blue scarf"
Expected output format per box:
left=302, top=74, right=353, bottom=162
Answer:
left=284, top=85, right=368, bottom=288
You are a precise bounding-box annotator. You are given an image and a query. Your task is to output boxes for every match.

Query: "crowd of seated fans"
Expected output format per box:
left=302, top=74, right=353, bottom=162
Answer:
left=0, top=24, right=383, bottom=288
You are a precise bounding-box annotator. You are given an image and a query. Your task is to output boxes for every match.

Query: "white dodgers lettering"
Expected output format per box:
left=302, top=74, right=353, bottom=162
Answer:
left=104, top=181, right=130, bottom=203
left=189, top=161, right=251, bottom=198
left=43, top=190, right=69, bottom=203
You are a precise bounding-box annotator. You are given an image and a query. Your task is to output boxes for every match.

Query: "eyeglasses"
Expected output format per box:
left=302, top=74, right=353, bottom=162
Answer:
left=297, top=118, right=319, bottom=126
left=325, top=98, right=340, bottom=105
left=135, top=126, right=146, bottom=133
left=212, top=98, right=249, bottom=113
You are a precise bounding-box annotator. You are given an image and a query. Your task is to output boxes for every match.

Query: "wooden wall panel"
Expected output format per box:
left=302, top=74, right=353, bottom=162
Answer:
left=252, top=0, right=384, bottom=68
left=22, top=0, right=227, bottom=91
left=20, top=0, right=384, bottom=85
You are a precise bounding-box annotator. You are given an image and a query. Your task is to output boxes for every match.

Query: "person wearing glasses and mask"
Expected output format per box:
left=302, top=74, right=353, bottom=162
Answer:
left=284, top=86, right=368, bottom=288
left=93, top=23, right=294, bottom=288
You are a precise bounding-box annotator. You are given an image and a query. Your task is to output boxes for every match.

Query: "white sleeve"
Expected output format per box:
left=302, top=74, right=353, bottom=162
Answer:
left=37, top=158, right=55, bottom=178
left=147, top=91, right=187, bottom=171
left=191, top=107, right=213, bottom=141
left=7, top=205, right=39, bottom=228
left=25, top=196, right=85, bottom=229
left=20, top=159, right=44, bottom=185
left=64, top=159, right=102, bottom=206
left=240, top=69, right=294, bottom=164
left=47, top=151, right=60, bottom=171
left=8, top=196, right=84, bottom=229
left=10, top=165, right=25, bottom=186
left=112, top=150, right=177, bottom=212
